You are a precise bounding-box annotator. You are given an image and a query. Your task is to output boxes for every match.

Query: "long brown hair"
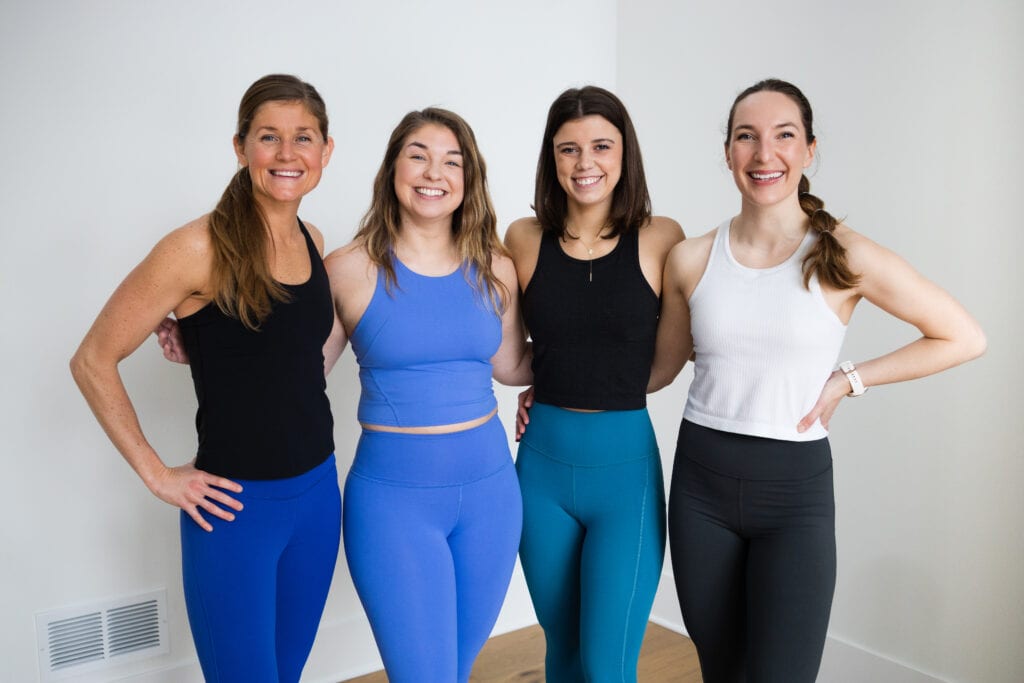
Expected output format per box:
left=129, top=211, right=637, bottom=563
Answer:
left=354, top=108, right=508, bottom=311
left=534, top=86, right=651, bottom=239
left=208, top=74, right=329, bottom=329
left=727, top=79, right=859, bottom=290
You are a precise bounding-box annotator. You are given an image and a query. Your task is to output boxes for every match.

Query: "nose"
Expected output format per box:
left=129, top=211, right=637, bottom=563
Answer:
left=423, top=159, right=443, bottom=180
left=754, top=139, right=773, bottom=162
left=575, top=149, right=594, bottom=170
left=276, top=140, right=297, bottom=161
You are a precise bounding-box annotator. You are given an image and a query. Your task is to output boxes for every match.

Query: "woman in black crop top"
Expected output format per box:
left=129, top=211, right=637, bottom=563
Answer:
left=504, top=86, right=684, bottom=682
left=71, top=75, right=341, bottom=682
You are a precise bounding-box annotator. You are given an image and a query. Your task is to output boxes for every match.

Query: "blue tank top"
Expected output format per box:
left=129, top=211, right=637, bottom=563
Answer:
left=179, top=219, right=334, bottom=479
left=350, top=257, right=501, bottom=427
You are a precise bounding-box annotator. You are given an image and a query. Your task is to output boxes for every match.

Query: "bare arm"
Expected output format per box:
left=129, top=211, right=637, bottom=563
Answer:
left=648, top=239, right=697, bottom=392
left=490, top=253, right=533, bottom=386
left=70, top=220, right=243, bottom=531
left=798, top=227, right=987, bottom=431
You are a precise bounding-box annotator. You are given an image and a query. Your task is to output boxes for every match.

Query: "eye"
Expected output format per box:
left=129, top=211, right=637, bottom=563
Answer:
left=296, top=135, right=313, bottom=144
left=445, top=160, right=462, bottom=168
left=260, top=134, right=279, bottom=143
left=409, top=153, right=426, bottom=161
left=779, top=131, right=795, bottom=140
left=594, top=143, right=611, bottom=152
left=735, top=132, right=753, bottom=141
left=558, top=145, right=579, bottom=156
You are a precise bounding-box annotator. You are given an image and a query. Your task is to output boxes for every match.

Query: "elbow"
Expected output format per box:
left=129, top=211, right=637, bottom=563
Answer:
left=69, top=348, right=89, bottom=387
left=966, top=325, right=988, bottom=361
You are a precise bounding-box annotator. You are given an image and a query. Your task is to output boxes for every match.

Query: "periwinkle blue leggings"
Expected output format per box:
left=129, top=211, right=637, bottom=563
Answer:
left=343, top=416, right=522, bottom=683
left=180, top=454, right=341, bottom=683
left=516, top=403, right=666, bottom=683
left=669, top=420, right=836, bottom=683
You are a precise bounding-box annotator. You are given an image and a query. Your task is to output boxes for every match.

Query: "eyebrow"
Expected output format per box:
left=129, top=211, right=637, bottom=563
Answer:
left=555, top=137, right=617, bottom=146
left=407, top=141, right=462, bottom=155
left=733, top=122, right=799, bottom=132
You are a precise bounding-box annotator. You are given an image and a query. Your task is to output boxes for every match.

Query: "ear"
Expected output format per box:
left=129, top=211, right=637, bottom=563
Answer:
left=233, top=134, right=246, bottom=168
left=724, top=142, right=733, bottom=170
left=804, top=138, right=817, bottom=169
left=321, top=135, right=335, bottom=168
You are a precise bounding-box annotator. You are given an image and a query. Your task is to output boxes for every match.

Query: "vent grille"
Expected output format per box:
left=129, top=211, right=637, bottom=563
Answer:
left=36, top=589, right=169, bottom=681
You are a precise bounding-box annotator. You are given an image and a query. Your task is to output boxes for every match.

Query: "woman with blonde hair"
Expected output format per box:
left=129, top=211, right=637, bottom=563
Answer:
left=325, top=107, right=531, bottom=682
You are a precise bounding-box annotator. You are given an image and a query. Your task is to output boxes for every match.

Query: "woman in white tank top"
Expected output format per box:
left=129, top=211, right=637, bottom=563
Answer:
left=648, top=79, right=986, bottom=682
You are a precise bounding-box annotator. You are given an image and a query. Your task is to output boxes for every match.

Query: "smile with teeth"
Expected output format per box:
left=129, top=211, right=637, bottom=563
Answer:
left=749, top=171, right=783, bottom=181
left=573, top=176, right=602, bottom=187
left=270, top=170, right=303, bottom=178
left=415, top=187, right=447, bottom=197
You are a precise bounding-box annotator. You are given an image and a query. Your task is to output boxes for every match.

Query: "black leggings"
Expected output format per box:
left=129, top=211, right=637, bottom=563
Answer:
left=668, top=420, right=836, bottom=683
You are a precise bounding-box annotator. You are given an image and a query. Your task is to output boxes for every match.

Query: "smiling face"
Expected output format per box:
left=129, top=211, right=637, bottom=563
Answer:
left=235, top=100, right=333, bottom=208
left=552, top=115, right=623, bottom=213
left=393, top=123, right=465, bottom=228
left=725, top=90, right=816, bottom=209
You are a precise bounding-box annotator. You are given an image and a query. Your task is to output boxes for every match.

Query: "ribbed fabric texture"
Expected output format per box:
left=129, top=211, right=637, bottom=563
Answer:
left=684, top=220, right=847, bottom=441
left=179, top=219, right=334, bottom=479
left=523, top=229, right=659, bottom=410
left=350, top=259, right=500, bottom=427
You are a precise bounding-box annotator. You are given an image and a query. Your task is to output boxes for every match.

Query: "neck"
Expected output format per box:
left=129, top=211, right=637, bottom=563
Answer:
left=254, top=196, right=302, bottom=243
left=732, top=196, right=809, bottom=245
left=565, top=201, right=612, bottom=240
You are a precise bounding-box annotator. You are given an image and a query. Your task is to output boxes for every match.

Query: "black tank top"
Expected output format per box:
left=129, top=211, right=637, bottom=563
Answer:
left=179, top=219, right=334, bottom=479
left=522, top=228, right=659, bottom=410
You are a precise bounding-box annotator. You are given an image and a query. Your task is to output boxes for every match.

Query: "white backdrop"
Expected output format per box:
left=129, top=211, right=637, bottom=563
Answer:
left=1, top=1, right=1020, bottom=682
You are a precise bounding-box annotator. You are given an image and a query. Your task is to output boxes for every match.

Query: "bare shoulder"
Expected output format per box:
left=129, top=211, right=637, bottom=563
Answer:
left=640, top=215, right=685, bottom=253
left=491, top=250, right=518, bottom=283
left=831, top=223, right=903, bottom=278
left=504, top=216, right=542, bottom=251
left=150, top=215, right=215, bottom=280
left=324, top=238, right=374, bottom=278
left=670, top=227, right=715, bottom=264
left=302, top=221, right=327, bottom=255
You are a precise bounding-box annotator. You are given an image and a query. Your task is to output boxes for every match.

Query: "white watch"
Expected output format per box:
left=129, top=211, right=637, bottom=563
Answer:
left=839, top=361, right=867, bottom=397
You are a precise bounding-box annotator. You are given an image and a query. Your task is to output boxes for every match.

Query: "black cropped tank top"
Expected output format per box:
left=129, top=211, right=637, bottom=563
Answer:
left=522, top=228, right=659, bottom=410
left=178, top=219, right=334, bottom=479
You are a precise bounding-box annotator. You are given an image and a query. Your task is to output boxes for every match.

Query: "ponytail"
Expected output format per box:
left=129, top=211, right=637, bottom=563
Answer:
left=207, top=166, right=290, bottom=330
left=798, top=174, right=859, bottom=290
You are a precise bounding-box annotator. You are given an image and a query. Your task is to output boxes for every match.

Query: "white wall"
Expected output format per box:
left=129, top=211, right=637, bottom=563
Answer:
left=0, top=1, right=617, bottom=681
left=4, top=1, right=1021, bottom=682
left=621, top=2, right=1024, bottom=682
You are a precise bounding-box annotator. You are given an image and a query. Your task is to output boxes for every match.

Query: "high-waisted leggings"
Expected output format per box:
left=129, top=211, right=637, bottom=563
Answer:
left=517, top=403, right=666, bottom=683
left=669, top=420, right=836, bottom=683
left=180, top=453, right=341, bottom=683
left=342, top=415, right=522, bottom=683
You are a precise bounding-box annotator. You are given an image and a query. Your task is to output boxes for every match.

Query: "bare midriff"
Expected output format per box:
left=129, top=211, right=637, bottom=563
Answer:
left=361, top=407, right=498, bottom=435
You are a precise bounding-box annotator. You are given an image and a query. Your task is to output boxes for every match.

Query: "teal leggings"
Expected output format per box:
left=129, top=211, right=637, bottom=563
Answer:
left=516, top=403, right=665, bottom=683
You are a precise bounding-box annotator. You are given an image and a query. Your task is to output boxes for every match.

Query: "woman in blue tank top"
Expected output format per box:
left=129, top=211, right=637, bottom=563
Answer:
left=72, top=75, right=341, bottom=682
left=323, top=108, right=532, bottom=683
left=505, top=86, right=684, bottom=682
left=649, top=79, right=986, bottom=682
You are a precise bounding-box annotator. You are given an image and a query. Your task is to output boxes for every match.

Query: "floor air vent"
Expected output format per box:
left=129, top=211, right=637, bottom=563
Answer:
left=35, top=589, right=169, bottom=681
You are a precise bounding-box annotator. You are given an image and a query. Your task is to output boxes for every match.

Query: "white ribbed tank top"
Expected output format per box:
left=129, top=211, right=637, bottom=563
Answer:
left=683, top=219, right=847, bottom=441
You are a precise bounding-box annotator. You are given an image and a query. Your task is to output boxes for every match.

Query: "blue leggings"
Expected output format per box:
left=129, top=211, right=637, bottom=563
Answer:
left=180, top=454, right=341, bottom=683
left=516, top=404, right=666, bottom=683
left=669, top=420, right=835, bottom=683
left=342, top=416, right=522, bottom=683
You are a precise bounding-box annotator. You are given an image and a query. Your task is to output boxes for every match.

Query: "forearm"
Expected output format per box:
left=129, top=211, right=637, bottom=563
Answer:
left=844, top=330, right=986, bottom=391
left=493, top=341, right=533, bottom=387
left=70, top=351, right=169, bottom=489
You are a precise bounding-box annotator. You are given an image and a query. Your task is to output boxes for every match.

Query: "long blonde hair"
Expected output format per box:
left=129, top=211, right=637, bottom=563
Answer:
left=354, top=108, right=508, bottom=312
left=208, top=74, right=329, bottom=329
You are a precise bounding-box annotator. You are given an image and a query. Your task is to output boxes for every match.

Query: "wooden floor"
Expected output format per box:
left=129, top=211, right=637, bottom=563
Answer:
left=344, top=622, right=701, bottom=682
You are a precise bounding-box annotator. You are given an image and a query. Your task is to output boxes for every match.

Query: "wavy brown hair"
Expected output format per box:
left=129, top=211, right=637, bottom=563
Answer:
left=727, top=78, right=859, bottom=290
left=354, top=108, right=508, bottom=311
left=534, top=86, right=651, bottom=239
left=208, top=74, right=329, bottom=329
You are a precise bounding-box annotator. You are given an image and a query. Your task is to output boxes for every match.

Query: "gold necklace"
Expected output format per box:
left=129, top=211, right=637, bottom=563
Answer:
left=565, top=228, right=608, bottom=282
